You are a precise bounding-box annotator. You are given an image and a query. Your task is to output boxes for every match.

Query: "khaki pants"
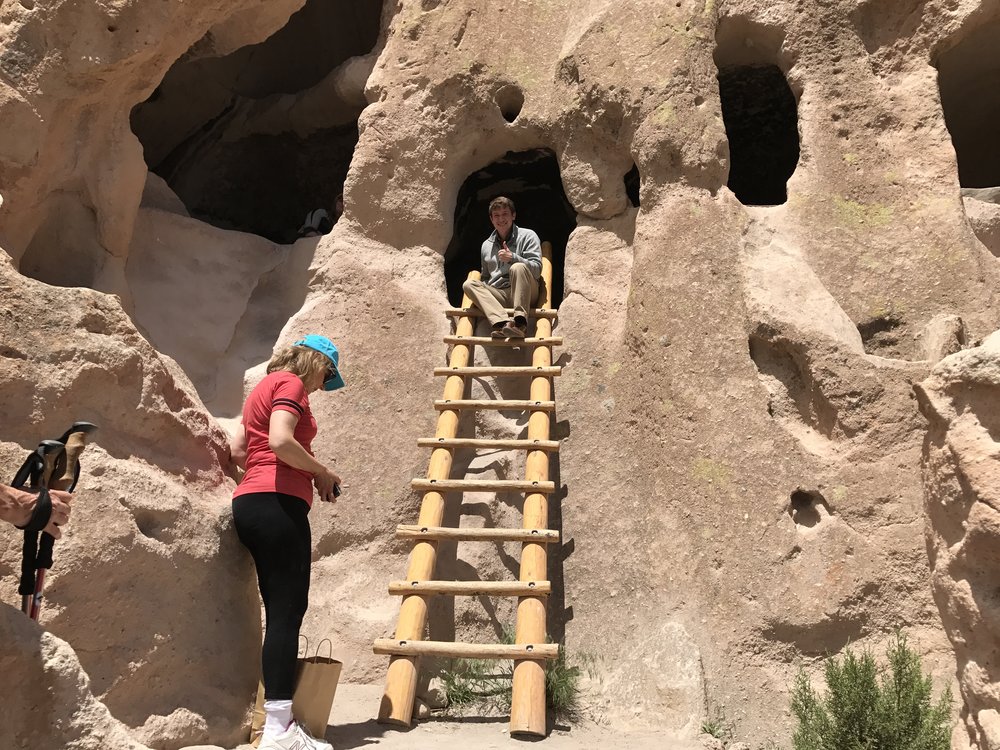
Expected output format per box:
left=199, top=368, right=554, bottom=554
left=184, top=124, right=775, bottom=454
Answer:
left=462, top=263, right=541, bottom=327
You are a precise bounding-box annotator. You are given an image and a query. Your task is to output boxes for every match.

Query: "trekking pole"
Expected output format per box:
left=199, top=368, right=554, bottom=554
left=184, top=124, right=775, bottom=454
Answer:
left=14, top=439, right=66, bottom=616
left=13, top=422, right=98, bottom=620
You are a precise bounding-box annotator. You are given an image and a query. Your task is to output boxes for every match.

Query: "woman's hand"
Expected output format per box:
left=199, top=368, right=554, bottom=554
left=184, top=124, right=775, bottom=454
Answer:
left=314, top=467, right=342, bottom=503
left=227, top=419, right=247, bottom=480
left=0, top=486, right=72, bottom=538
left=43, top=489, right=72, bottom=539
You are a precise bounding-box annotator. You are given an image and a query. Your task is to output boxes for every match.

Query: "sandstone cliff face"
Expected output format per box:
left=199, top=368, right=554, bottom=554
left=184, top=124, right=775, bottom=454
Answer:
left=917, top=335, right=1000, bottom=749
left=2, top=0, right=1000, bottom=748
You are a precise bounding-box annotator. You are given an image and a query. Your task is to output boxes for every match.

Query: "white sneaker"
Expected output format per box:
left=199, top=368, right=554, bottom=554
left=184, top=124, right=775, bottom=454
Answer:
left=259, top=721, right=333, bottom=750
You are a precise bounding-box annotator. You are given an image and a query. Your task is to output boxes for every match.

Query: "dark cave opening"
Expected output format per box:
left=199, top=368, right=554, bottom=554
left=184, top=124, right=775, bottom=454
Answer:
left=716, top=65, right=800, bottom=206
left=130, top=0, right=381, bottom=243
left=624, top=163, right=641, bottom=208
left=789, top=489, right=829, bottom=529
left=445, top=149, right=577, bottom=308
left=937, top=20, right=1000, bottom=188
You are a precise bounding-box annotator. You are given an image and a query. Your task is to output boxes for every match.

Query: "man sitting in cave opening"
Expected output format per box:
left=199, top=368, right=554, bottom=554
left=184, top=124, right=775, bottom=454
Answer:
left=461, top=196, right=544, bottom=339
left=296, top=195, right=343, bottom=240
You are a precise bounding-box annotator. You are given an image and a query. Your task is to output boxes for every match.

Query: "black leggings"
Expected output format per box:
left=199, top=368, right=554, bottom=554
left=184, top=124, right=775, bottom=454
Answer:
left=233, top=493, right=311, bottom=700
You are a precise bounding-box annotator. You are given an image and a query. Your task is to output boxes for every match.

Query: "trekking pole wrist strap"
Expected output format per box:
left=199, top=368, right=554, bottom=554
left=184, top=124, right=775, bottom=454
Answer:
left=15, top=487, right=52, bottom=532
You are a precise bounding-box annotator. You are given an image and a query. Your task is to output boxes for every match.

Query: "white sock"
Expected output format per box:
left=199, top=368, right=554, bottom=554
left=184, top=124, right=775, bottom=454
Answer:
left=262, top=699, right=294, bottom=740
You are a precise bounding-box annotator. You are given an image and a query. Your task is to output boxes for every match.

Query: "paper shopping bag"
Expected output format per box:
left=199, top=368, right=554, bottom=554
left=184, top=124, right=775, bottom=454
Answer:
left=250, top=637, right=343, bottom=746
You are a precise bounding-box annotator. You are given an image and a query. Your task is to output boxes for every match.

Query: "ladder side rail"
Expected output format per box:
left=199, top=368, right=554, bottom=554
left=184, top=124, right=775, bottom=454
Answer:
left=378, top=273, right=480, bottom=726
left=511, top=243, right=555, bottom=736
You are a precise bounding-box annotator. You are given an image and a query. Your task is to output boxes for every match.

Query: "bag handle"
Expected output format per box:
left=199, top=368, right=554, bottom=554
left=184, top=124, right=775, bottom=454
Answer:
left=298, top=635, right=334, bottom=659
left=316, top=638, right=333, bottom=660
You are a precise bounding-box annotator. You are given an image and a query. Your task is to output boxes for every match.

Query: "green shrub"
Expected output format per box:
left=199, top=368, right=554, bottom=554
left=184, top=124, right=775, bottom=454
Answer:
left=439, top=630, right=583, bottom=721
left=790, top=632, right=952, bottom=750
left=701, top=706, right=735, bottom=740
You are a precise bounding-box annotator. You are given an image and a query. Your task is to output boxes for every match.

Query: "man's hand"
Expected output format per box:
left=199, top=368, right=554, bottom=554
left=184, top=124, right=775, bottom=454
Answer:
left=314, top=467, right=342, bottom=503
left=498, top=241, right=514, bottom=264
left=43, top=489, right=72, bottom=539
left=1, top=485, right=72, bottom=538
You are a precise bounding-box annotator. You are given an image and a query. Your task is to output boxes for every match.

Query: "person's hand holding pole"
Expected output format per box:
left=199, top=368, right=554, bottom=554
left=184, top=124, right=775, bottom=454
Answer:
left=1, top=485, right=71, bottom=538
left=39, top=489, right=71, bottom=539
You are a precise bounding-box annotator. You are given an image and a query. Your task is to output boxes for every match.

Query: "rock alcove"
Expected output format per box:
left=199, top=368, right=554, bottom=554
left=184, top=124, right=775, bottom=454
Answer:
left=713, top=19, right=800, bottom=206
left=938, top=20, right=1000, bottom=190
left=444, top=148, right=577, bottom=308
left=129, top=0, right=382, bottom=243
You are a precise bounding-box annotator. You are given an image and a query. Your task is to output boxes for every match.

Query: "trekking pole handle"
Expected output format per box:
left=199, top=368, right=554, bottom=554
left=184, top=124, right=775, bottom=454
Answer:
left=38, top=440, right=66, bottom=490
left=51, top=428, right=93, bottom=492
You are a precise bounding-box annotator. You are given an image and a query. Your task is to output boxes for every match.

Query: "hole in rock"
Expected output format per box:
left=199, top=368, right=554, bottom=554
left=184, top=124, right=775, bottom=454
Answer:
left=789, top=489, right=829, bottom=529
left=495, top=84, right=524, bottom=123
left=624, top=163, right=641, bottom=208
left=857, top=313, right=904, bottom=356
left=130, top=0, right=382, bottom=243
left=445, top=148, right=577, bottom=308
left=937, top=20, right=1000, bottom=188
left=713, top=19, right=799, bottom=206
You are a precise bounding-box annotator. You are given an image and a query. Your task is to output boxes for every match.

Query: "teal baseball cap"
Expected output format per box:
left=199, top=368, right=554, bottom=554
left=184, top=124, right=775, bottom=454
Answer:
left=294, top=334, right=345, bottom=391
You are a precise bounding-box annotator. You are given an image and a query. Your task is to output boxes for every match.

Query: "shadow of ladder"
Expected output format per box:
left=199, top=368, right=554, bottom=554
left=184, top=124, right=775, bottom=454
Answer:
left=373, top=241, right=563, bottom=737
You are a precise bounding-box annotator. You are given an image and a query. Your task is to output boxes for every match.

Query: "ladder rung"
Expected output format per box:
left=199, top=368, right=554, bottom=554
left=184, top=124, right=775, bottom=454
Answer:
left=396, top=525, right=560, bottom=542
left=411, top=478, right=555, bottom=493
left=434, top=399, right=555, bottom=411
left=444, top=336, right=562, bottom=347
left=434, top=366, right=562, bottom=377
left=418, top=438, right=560, bottom=451
left=389, top=580, right=551, bottom=596
left=445, top=308, right=558, bottom=319
left=373, top=639, right=559, bottom=660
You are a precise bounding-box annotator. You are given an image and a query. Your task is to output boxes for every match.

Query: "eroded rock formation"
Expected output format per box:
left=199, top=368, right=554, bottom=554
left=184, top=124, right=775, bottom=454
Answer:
left=2, top=0, right=1000, bottom=747
left=917, top=334, right=1000, bottom=750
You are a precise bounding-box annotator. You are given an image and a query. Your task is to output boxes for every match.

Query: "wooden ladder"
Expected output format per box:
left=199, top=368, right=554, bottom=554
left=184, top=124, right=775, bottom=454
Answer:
left=375, top=242, right=561, bottom=736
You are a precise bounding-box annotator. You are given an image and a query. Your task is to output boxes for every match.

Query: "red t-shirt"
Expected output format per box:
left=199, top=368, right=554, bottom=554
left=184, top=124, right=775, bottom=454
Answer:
left=233, top=371, right=318, bottom=506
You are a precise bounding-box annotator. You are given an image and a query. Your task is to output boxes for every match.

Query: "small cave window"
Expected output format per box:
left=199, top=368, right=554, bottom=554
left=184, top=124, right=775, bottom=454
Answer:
left=713, top=19, right=799, bottom=206
left=789, top=489, right=829, bottom=529
left=937, top=20, right=1000, bottom=188
left=624, top=163, right=641, bottom=208
left=129, top=0, right=381, bottom=243
left=444, top=149, right=577, bottom=308
left=495, top=84, right=524, bottom=124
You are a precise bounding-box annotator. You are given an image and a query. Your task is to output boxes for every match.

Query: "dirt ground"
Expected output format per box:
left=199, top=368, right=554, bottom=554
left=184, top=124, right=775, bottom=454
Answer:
left=216, top=684, right=701, bottom=750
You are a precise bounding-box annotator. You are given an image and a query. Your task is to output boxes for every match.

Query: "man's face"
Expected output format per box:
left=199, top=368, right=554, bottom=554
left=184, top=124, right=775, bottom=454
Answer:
left=490, top=207, right=515, bottom=237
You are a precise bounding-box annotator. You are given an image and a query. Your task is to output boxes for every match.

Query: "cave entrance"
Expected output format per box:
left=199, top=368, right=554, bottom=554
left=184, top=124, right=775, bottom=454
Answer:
left=937, top=21, right=1000, bottom=188
left=445, top=149, right=576, bottom=308
left=130, top=0, right=381, bottom=243
left=713, top=20, right=799, bottom=206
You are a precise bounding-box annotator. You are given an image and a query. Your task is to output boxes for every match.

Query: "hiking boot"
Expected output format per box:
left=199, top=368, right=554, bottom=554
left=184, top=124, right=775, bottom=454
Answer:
left=501, top=320, right=527, bottom=338
left=259, top=721, right=333, bottom=750
left=491, top=323, right=508, bottom=338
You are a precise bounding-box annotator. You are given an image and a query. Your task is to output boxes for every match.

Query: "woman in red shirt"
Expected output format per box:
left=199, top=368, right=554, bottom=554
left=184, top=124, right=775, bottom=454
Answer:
left=229, top=335, right=344, bottom=750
